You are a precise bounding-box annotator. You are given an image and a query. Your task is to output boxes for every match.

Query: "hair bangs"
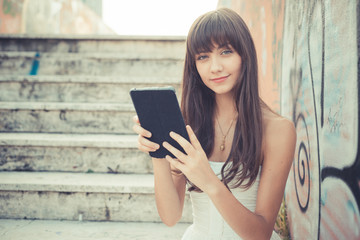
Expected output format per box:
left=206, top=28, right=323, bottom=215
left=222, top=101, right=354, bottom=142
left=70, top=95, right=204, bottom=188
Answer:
left=187, top=10, right=238, bottom=57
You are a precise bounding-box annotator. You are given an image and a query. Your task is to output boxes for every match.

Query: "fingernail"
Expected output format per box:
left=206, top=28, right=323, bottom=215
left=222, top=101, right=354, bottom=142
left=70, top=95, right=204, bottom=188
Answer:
left=169, top=131, right=174, bottom=137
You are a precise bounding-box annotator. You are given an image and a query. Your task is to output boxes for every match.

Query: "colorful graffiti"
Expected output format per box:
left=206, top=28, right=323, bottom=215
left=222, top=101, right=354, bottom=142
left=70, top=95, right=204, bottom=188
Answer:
left=281, top=0, right=360, bottom=239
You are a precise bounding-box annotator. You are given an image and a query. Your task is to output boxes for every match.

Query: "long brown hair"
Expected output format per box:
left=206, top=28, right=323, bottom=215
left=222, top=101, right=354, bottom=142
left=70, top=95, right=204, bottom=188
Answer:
left=181, top=8, right=263, bottom=191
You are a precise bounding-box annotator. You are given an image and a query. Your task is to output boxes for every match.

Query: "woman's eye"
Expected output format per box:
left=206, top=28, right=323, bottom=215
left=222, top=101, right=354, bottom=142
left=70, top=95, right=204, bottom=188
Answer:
left=221, top=49, right=233, bottom=55
left=196, top=55, right=208, bottom=60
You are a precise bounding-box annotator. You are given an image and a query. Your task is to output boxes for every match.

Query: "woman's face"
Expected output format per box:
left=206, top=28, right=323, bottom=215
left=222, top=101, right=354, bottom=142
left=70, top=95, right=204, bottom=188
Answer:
left=195, top=43, right=242, bottom=96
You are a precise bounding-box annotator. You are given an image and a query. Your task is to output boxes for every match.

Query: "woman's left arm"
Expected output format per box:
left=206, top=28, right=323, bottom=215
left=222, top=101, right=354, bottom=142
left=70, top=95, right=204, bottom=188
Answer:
left=164, top=120, right=296, bottom=240
left=207, top=118, right=296, bottom=239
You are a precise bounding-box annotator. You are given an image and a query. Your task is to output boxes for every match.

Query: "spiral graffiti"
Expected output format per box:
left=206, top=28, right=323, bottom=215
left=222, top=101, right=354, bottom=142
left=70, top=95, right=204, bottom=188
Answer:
left=293, top=113, right=311, bottom=213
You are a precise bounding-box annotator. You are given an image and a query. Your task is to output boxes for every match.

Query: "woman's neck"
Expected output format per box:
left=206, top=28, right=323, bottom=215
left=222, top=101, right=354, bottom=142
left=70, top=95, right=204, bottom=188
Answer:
left=215, top=93, right=237, bottom=120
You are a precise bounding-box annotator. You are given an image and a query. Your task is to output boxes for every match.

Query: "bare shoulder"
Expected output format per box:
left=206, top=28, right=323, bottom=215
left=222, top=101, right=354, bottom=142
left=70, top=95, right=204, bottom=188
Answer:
left=262, top=110, right=296, bottom=164
left=266, top=118, right=295, bottom=139
left=263, top=110, right=296, bottom=143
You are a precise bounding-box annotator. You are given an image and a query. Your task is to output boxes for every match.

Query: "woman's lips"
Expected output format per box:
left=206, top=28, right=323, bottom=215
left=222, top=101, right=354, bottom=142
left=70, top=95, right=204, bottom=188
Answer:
left=211, top=75, right=229, bottom=83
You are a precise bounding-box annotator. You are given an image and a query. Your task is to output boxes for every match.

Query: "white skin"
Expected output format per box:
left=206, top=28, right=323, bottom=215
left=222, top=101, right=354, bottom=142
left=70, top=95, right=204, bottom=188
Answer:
left=133, top=43, right=296, bottom=240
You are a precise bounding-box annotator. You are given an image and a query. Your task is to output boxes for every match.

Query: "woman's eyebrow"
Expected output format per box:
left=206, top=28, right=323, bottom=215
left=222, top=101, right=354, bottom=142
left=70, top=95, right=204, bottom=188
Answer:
left=195, top=43, right=231, bottom=54
left=217, top=43, right=231, bottom=49
left=196, top=50, right=210, bottom=54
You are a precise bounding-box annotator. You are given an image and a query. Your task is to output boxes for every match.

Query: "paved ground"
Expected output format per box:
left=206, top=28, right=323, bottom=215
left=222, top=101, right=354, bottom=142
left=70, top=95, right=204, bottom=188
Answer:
left=0, top=219, right=190, bottom=240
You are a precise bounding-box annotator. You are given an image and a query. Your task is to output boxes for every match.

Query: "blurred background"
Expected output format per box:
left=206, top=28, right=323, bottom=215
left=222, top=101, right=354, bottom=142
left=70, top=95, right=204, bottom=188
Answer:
left=0, top=0, right=218, bottom=35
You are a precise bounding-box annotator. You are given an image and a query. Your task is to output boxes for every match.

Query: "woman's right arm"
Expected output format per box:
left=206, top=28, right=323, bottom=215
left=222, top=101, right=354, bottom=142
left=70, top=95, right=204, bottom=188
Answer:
left=132, top=116, right=187, bottom=226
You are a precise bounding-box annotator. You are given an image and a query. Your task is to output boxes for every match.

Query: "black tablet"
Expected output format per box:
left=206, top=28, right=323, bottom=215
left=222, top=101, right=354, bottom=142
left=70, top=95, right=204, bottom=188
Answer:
left=130, top=86, right=190, bottom=159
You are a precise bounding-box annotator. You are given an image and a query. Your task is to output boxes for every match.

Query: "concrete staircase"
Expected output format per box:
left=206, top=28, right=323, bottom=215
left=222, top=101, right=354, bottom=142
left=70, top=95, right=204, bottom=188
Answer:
left=0, top=34, right=191, bottom=239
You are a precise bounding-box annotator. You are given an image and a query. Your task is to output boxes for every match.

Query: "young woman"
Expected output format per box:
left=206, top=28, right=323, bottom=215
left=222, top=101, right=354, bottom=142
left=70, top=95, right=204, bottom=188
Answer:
left=133, top=8, right=296, bottom=240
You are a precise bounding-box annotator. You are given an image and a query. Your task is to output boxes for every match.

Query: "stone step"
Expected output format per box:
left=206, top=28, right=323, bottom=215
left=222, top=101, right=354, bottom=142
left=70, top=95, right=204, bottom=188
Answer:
left=0, top=172, right=192, bottom=222
left=0, top=52, right=184, bottom=76
left=0, top=34, right=186, bottom=59
left=0, top=219, right=190, bottom=240
left=0, top=133, right=152, bottom=174
left=0, top=102, right=135, bottom=134
left=0, top=75, right=181, bottom=103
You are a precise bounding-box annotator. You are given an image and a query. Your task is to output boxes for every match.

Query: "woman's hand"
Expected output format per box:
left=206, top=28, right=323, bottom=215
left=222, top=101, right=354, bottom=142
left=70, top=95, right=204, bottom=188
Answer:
left=132, top=115, right=160, bottom=153
left=162, top=125, right=219, bottom=193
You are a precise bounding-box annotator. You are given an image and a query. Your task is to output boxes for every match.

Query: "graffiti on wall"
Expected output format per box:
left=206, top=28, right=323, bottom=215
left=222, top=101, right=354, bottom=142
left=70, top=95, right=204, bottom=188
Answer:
left=282, top=0, right=360, bottom=239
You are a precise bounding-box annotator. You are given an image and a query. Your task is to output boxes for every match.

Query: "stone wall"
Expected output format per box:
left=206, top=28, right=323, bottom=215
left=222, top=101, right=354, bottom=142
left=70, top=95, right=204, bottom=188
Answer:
left=0, top=0, right=114, bottom=34
left=219, top=0, right=360, bottom=239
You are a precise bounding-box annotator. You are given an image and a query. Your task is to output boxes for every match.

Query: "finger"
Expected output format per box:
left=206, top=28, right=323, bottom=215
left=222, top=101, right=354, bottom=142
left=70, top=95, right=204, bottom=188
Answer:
left=132, top=124, right=152, bottom=138
left=169, top=131, right=194, bottom=154
left=186, top=125, right=203, bottom=151
left=133, top=115, right=140, bottom=124
left=165, top=155, right=184, bottom=172
left=170, top=164, right=182, bottom=172
left=138, top=143, right=158, bottom=153
left=163, top=141, right=188, bottom=162
left=138, top=135, right=160, bottom=150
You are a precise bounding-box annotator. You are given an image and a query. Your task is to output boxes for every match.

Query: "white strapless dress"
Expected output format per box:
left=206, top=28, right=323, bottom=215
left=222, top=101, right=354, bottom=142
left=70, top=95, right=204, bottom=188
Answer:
left=181, top=161, right=281, bottom=240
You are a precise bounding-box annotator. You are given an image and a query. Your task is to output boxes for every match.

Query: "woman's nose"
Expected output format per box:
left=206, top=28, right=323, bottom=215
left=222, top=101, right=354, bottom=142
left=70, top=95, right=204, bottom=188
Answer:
left=210, top=57, right=223, bottom=73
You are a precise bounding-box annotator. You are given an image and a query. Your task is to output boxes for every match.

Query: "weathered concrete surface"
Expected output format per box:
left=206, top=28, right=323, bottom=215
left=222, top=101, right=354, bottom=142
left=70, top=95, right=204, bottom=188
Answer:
left=1, top=191, right=166, bottom=222
left=0, top=34, right=188, bottom=227
left=0, top=146, right=152, bottom=173
left=0, top=102, right=135, bottom=134
left=0, top=35, right=186, bottom=59
left=0, top=52, right=184, bottom=77
left=0, top=75, right=181, bottom=103
left=0, top=172, right=192, bottom=222
left=0, top=219, right=190, bottom=240
left=0, top=172, right=155, bottom=193
left=0, top=133, right=152, bottom=173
